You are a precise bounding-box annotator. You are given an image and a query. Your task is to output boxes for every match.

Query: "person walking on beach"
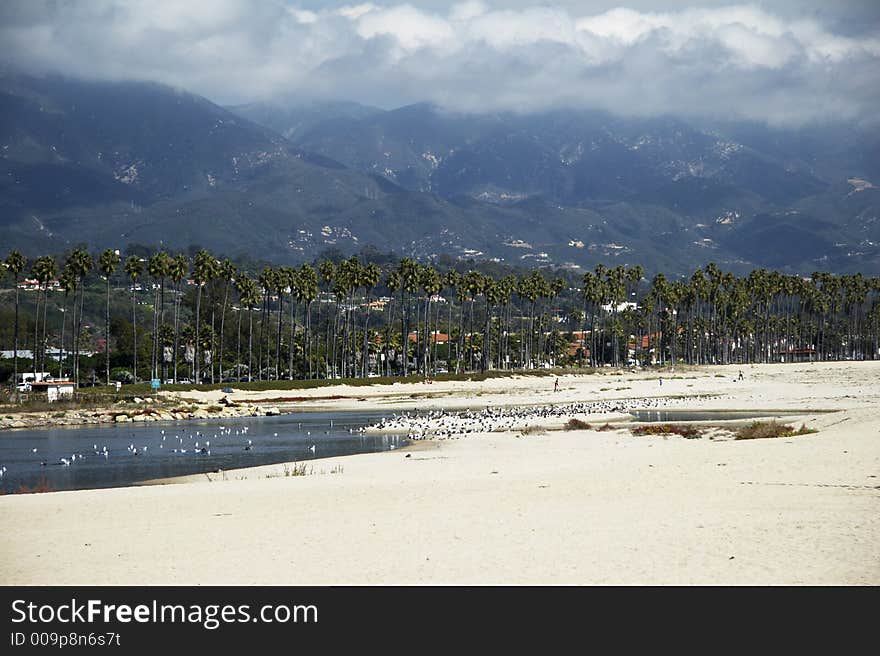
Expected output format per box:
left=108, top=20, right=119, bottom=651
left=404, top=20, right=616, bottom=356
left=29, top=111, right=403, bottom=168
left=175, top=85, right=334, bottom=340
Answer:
left=554, top=378, right=559, bottom=393
left=659, top=376, right=663, bottom=387
left=738, top=370, right=744, bottom=381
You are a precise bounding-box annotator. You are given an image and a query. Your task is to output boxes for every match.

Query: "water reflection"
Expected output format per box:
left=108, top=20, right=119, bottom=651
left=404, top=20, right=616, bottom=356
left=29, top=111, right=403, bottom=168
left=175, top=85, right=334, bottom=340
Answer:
left=0, top=410, right=406, bottom=493
left=629, top=409, right=810, bottom=422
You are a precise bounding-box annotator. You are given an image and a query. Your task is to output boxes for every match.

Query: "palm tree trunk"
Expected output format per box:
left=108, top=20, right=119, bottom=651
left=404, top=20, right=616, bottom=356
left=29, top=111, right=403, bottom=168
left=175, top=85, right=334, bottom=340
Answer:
left=41, top=284, right=49, bottom=374
left=105, top=277, right=111, bottom=385
left=219, top=281, right=229, bottom=382
left=362, top=295, right=372, bottom=378
left=248, top=306, right=253, bottom=381
left=33, top=287, right=41, bottom=378
left=195, top=285, right=202, bottom=383
left=276, top=290, right=284, bottom=380
left=173, top=282, right=181, bottom=383
left=75, top=283, right=85, bottom=388
left=210, top=299, right=216, bottom=384
left=59, top=299, right=67, bottom=379
left=289, top=297, right=297, bottom=380
left=131, top=288, right=137, bottom=383
left=13, top=282, right=21, bottom=402
left=236, top=303, right=242, bottom=381
left=304, top=301, right=311, bottom=379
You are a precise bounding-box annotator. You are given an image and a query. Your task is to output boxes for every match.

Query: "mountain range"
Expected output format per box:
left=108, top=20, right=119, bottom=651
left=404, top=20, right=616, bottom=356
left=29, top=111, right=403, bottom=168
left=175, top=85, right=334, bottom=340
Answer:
left=2, top=73, right=878, bottom=275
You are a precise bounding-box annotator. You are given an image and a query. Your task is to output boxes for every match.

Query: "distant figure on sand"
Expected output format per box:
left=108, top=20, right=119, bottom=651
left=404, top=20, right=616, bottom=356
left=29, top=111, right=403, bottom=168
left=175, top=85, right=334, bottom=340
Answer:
left=554, top=378, right=559, bottom=393
left=738, top=370, right=744, bottom=381
left=659, top=376, right=663, bottom=387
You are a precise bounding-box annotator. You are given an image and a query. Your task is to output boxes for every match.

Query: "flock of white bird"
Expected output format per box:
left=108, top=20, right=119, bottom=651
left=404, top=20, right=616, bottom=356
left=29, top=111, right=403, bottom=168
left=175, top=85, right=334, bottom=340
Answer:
left=368, top=395, right=717, bottom=441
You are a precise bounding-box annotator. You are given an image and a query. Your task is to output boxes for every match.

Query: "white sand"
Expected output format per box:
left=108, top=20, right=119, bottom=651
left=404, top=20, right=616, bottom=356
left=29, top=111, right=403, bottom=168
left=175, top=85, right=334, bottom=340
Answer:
left=1, top=360, right=878, bottom=585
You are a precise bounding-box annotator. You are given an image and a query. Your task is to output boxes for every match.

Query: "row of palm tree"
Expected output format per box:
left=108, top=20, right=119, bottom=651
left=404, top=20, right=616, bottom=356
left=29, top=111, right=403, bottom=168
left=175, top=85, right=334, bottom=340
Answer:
left=3, top=248, right=880, bottom=391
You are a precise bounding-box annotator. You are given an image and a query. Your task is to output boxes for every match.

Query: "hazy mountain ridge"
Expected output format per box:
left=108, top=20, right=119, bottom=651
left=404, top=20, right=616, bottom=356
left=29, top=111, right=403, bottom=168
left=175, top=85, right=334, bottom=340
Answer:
left=1, top=74, right=877, bottom=275
left=235, top=100, right=880, bottom=273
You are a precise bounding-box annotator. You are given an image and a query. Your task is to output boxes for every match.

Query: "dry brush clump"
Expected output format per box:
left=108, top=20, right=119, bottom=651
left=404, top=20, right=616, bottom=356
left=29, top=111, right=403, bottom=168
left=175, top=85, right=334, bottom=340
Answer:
left=631, top=424, right=702, bottom=439
left=563, top=418, right=592, bottom=431
left=519, top=425, right=546, bottom=436
left=735, top=420, right=817, bottom=440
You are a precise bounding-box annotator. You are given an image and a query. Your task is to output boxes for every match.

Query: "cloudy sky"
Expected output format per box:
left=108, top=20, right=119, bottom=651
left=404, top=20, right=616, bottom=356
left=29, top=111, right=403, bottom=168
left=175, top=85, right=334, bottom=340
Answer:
left=1, top=1, right=878, bottom=125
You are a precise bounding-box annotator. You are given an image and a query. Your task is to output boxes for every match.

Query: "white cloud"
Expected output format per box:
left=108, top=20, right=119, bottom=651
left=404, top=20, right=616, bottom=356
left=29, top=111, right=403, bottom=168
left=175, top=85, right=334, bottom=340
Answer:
left=0, top=2, right=877, bottom=125
left=292, top=9, right=318, bottom=24
left=336, top=4, right=378, bottom=20
left=450, top=1, right=488, bottom=22
left=356, top=5, right=456, bottom=52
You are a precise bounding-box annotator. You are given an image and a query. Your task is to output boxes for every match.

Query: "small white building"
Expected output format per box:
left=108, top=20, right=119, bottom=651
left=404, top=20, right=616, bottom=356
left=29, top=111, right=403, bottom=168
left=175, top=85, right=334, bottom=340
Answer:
left=600, top=301, right=639, bottom=314
left=30, top=381, right=75, bottom=402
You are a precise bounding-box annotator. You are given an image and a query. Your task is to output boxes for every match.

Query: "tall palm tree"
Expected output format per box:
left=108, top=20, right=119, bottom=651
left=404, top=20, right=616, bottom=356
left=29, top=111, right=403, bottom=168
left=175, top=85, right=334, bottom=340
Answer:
left=233, top=273, right=250, bottom=381
left=217, top=258, right=236, bottom=381
left=384, top=269, right=401, bottom=376
left=318, top=261, right=337, bottom=378
left=462, top=270, right=485, bottom=372
left=147, top=251, right=171, bottom=380
left=287, top=267, right=302, bottom=379
left=5, top=250, right=27, bottom=399
left=256, top=266, right=277, bottom=380
left=335, top=257, right=361, bottom=378
left=443, top=269, right=461, bottom=371
left=547, top=277, right=566, bottom=365
left=31, top=255, right=57, bottom=374
left=206, top=256, right=223, bottom=384
left=395, top=258, right=421, bottom=376
left=98, top=249, right=120, bottom=385
left=57, top=265, right=75, bottom=379
left=124, top=256, right=144, bottom=382
left=237, top=275, right=261, bottom=382
left=649, top=273, right=668, bottom=364
left=68, top=248, right=93, bottom=387
left=275, top=266, right=294, bottom=380
left=360, top=263, right=381, bottom=377
left=297, top=264, right=319, bottom=379
left=167, top=254, right=189, bottom=382
left=499, top=274, right=517, bottom=369
left=192, top=250, right=217, bottom=384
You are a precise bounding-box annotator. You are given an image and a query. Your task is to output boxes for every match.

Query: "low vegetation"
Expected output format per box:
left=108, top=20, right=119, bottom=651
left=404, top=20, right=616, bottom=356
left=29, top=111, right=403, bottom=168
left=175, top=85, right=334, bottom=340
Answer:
left=735, top=421, right=818, bottom=440
left=562, top=418, right=592, bottom=431
left=282, top=462, right=312, bottom=477
left=631, top=424, right=702, bottom=439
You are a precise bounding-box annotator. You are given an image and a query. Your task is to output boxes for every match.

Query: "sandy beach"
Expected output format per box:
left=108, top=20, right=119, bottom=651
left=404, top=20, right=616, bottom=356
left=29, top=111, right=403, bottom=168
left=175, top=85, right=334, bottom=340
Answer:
left=1, top=360, right=878, bottom=585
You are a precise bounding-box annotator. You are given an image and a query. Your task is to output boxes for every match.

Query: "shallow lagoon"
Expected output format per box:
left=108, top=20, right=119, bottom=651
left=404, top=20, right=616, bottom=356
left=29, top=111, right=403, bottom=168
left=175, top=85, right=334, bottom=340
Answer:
left=0, top=410, right=406, bottom=493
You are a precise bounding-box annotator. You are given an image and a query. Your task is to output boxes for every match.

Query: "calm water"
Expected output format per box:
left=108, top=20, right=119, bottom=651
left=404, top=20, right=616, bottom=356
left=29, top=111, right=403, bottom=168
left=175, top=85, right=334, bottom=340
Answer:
left=629, top=409, right=811, bottom=422
left=0, top=410, right=407, bottom=493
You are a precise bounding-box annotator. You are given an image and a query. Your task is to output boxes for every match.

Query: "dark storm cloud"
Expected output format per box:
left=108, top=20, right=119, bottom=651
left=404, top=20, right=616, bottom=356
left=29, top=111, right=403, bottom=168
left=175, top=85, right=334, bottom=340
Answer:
left=1, top=1, right=878, bottom=125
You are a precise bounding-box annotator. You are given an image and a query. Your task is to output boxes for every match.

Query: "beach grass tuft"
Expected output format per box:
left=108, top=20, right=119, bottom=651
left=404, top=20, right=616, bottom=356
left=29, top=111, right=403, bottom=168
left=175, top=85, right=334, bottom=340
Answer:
left=563, top=418, right=592, bottom=431
left=282, top=462, right=312, bottom=476
left=631, top=424, right=702, bottom=439
left=735, top=420, right=817, bottom=440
